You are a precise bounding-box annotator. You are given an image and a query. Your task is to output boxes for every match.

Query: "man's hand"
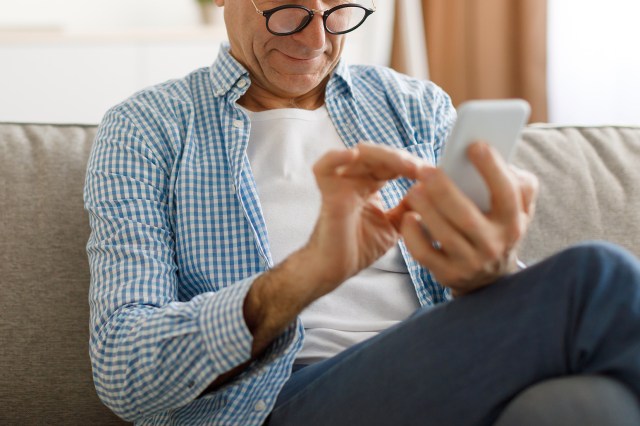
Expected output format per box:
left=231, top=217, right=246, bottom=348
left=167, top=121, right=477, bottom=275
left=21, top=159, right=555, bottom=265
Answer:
left=241, top=143, right=420, bottom=365
left=398, top=142, right=538, bottom=297
left=301, top=143, right=421, bottom=299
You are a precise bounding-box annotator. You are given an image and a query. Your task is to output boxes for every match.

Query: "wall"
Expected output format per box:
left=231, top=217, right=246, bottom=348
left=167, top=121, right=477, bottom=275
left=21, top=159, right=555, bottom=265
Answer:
left=0, top=0, right=202, bottom=29
left=548, top=0, right=640, bottom=125
left=0, top=0, right=391, bottom=64
left=0, top=1, right=394, bottom=123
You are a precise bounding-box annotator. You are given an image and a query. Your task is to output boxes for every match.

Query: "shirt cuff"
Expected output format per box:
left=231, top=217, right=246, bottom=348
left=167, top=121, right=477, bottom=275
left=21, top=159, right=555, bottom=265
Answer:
left=198, top=277, right=256, bottom=374
left=198, top=275, right=302, bottom=377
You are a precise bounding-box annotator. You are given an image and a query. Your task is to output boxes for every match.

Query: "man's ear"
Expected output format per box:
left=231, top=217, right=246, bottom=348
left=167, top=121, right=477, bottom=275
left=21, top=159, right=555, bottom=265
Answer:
left=214, top=0, right=224, bottom=6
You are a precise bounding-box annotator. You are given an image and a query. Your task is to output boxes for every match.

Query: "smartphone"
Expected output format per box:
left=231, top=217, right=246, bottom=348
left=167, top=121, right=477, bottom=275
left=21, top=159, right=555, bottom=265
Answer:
left=439, top=99, right=531, bottom=212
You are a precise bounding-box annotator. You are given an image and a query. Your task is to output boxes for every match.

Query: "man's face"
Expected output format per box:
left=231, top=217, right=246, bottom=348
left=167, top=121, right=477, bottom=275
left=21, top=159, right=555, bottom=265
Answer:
left=216, top=0, right=347, bottom=100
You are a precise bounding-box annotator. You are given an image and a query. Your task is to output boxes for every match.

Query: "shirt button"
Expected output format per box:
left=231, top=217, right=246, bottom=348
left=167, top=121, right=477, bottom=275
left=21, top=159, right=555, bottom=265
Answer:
left=254, top=400, right=267, bottom=412
left=215, top=89, right=224, bottom=96
left=237, top=79, right=247, bottom=88
left=232, top=120, right=243, bottom=128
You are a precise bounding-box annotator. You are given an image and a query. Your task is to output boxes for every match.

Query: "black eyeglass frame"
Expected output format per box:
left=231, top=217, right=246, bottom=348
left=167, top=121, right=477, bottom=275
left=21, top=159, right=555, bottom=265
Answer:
left=250, top=1, right=377, bottom=36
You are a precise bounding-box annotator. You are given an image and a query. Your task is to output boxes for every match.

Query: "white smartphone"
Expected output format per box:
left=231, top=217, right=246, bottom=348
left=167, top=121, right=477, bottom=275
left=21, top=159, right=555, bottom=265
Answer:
left=439, top=99, right=531, bottom=212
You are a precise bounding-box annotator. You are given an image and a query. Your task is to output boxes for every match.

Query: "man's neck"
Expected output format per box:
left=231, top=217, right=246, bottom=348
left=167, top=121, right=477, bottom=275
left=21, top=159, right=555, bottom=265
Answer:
left=237, top=78, right=328, bottom=112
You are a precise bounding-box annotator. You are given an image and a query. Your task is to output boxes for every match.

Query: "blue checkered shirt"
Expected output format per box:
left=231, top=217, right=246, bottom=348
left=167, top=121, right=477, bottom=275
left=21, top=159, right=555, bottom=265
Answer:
left=85, top=43, right=455, bottom=425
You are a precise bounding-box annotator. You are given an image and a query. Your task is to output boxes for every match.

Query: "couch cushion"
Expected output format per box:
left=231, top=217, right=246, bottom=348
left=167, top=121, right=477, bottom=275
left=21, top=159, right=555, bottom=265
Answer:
left=0, top=123, right=125, bottom=424
left=515, top=125, right=640, bottom=263
left=1, top=122, right=639, bottom=423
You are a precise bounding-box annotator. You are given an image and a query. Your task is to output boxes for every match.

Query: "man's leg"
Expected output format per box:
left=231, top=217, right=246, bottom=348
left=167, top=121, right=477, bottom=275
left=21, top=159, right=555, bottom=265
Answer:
left=266, top=242, right=640, bottom=426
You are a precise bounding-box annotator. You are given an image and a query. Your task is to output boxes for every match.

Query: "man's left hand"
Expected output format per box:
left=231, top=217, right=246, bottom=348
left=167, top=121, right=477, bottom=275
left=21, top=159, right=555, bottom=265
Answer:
left=396, top=142, right=539, bottom=297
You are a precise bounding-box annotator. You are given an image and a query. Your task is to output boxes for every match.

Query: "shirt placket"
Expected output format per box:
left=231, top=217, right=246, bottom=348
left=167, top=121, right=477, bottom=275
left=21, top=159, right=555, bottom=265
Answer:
left=326, top=84, right=436, bottom=306
left=224, top=98, right=274, bottom=270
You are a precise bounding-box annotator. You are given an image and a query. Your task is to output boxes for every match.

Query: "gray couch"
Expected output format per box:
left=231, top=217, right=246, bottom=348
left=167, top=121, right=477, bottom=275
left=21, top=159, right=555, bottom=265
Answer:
left=1, top=122, right=639, bottom=425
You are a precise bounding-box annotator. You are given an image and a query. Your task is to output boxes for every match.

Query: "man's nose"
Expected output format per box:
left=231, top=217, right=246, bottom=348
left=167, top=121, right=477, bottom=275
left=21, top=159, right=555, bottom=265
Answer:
left=292, top=11, right=326, bottom=50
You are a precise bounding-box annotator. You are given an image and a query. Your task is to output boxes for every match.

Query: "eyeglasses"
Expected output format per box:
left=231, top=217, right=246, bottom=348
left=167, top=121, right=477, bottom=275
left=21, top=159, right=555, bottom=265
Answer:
left=250, top=1, right=376, bottom=36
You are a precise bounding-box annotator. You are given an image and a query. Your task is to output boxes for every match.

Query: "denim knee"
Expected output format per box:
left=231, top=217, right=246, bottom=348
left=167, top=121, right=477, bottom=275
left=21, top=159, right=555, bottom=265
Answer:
left=557, top=240, right=635, bottom=266
left=549, top=241, right=639, bottom=290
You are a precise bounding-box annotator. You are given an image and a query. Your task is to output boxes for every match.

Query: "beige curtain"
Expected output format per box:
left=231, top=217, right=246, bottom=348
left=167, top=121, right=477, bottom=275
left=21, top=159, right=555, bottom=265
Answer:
left=390, top=0, right=430, bottom=80
left=393, top=0, right=548, bottom=123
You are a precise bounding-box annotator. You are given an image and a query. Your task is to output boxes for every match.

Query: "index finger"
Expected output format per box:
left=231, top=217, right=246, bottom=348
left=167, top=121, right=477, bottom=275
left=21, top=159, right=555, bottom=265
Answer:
left=338, top=142, right=422, bottom=181
left=509, top=165, right=539, bottom=216
left=313, top=148, right=358, bottom=177
left=467, top=142, right=521, bottom=219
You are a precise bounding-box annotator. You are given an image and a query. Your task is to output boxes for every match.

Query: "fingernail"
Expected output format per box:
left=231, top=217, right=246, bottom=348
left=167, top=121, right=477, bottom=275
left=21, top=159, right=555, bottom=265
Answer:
left=409, top=182, right=424, bottom=199
left=471, top=141, right=489, bottom=157
left=419, top=167, right=437, bottom=182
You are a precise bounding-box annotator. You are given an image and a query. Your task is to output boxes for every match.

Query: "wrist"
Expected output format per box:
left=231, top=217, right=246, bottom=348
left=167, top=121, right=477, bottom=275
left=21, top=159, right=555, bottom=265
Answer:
left=243, top=248, right=335, bottom=349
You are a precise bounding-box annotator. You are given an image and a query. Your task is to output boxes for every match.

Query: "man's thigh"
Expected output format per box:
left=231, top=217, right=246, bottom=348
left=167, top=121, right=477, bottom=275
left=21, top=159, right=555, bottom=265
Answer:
left=266, top=243, right=640, bottom=426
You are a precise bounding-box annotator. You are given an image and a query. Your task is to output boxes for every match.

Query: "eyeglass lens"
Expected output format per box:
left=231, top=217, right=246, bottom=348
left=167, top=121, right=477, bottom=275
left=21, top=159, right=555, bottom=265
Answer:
left=268, top=6, right=368, bottom=35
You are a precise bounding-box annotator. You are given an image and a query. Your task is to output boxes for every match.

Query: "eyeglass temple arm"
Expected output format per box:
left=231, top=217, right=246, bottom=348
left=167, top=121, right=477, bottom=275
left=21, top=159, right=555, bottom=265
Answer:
left=250, top=0, right=263, bottom=14
left=250, top=0, right=376, bottom=14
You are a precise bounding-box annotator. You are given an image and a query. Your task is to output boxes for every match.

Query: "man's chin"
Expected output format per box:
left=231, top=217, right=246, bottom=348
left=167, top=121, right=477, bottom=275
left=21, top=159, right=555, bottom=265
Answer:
left=270, top=74, right=328, bottom=98
left=262, top=52, right=336, bottom=94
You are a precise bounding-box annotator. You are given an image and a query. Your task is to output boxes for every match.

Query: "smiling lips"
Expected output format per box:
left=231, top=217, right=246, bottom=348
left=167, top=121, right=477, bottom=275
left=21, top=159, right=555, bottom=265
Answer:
left=279, top=50, right=322, bottom=62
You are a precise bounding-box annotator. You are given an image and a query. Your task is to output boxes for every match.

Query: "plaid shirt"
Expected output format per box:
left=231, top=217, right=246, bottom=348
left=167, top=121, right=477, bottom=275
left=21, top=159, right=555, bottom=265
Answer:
left=85, top=43, right=455, bottom=425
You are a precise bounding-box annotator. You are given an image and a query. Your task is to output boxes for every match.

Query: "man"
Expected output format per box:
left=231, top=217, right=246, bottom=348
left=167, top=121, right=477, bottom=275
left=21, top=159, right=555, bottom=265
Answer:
left=84, top=1, right=640, bottom=424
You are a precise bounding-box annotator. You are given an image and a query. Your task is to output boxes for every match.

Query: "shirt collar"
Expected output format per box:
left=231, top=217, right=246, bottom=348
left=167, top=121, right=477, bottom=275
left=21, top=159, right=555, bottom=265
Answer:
left=209, top=42, right=354, bottom=99
left=209, top=43, right=251, bottom=98
left=330, top=58, right=353, bottom=92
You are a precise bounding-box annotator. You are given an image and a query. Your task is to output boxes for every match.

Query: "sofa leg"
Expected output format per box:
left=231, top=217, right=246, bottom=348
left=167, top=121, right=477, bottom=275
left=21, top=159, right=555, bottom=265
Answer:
left=494, top=376, right=640, bottom=426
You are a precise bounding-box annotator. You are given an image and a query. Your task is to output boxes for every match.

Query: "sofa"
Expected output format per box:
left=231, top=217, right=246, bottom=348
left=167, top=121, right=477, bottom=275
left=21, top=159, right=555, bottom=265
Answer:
left=1, top=122, right=639, bottom=425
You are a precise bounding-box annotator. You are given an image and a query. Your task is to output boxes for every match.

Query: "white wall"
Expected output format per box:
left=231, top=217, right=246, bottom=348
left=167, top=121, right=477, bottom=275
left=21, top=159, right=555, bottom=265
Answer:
left=0, top=1, right=395, bottom=123
left=0, top=0, right=202, bottom=29
left=5, top=1, right=639, bottom=125
left=548, top=0, right=640, bottom=125
left=0, top=0, right=392, bottom=62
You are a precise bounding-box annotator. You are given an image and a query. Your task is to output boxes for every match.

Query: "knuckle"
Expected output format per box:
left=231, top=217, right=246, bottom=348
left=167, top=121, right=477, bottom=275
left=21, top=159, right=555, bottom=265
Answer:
left=459, top=212, right=479, bottom=231
left=483, top=241, right=504, bottom=262
left=506, top=218, right=526, bottom=245
left=414, top=251, right=432, bottom=267
left=406, top=242, right=430, bottom=266
left=437, top=270, right=458, bottom=287
left=467, top=257, right=485, bottom=274
left=425, top=170, right=448, bottom=195
left=409, top=183, right=428, bottom=202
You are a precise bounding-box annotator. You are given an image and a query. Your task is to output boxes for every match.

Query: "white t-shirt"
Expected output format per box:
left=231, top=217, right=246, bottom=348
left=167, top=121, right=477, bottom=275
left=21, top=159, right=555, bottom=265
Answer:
left=244, top=105, right=420, bottom=365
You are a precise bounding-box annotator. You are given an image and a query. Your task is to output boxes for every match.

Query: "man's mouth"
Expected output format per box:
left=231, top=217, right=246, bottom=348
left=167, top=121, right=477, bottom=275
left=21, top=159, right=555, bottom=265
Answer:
left=279, top=51, right=321, bottom=62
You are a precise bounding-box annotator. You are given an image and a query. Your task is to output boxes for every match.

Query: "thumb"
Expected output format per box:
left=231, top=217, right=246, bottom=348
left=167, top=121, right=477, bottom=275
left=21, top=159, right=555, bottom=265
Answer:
left=386, top=199, right=411, bottom=231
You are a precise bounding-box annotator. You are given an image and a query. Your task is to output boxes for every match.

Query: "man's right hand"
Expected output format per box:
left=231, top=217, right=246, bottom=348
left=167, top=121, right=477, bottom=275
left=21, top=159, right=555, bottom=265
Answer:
left=241, top=143, right=422, bottom=361
left=302, top=143, right=422, bottom=297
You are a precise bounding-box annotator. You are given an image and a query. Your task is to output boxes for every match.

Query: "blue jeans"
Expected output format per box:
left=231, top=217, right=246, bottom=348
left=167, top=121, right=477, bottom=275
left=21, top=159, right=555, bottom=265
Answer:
left=265, top=242, right=640, bottom=425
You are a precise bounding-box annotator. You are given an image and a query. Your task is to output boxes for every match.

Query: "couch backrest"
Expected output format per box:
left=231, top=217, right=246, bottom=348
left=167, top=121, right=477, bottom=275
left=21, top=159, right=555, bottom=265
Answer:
left=1, top=122, right=639, bottom=424
left=0, top=123, right=125, bottom=425
left=515, top=125, right=640, bottom=263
